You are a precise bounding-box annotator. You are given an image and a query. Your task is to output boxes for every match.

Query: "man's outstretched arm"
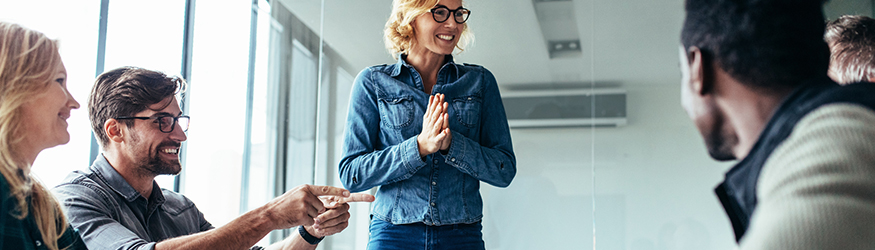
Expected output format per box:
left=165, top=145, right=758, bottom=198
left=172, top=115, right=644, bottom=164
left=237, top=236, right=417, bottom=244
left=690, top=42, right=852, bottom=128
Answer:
left=154, top=184, right=358, bottom=250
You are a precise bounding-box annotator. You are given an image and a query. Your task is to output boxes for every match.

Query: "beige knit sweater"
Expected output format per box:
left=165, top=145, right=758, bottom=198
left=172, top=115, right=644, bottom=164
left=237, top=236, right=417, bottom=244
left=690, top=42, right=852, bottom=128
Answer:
left=739, top=104, right=875, bottom=249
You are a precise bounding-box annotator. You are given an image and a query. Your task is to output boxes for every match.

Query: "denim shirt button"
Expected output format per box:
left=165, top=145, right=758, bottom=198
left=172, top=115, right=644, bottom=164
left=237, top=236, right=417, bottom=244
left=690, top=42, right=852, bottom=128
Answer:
left=430, top=202, right=436, bottom=207
left=433, top=159, right=438, bottom=164
left=35, top=240, right=42, bottom=247
left=432, top=181, right=437, bottom=185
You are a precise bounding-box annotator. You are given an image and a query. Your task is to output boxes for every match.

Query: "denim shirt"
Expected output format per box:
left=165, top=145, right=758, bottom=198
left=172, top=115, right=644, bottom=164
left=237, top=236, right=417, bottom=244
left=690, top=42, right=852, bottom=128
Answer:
left=339, top=55, right=516, bottom=226
left=52, top=155, right=213, bottom=250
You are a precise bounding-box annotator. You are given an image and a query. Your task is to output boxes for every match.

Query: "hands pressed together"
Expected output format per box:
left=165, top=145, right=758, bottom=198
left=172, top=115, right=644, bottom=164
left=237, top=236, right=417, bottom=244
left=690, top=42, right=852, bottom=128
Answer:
left=417, top=93, right=452, bottom=157
left=266, top=184, right=375, bottom=238
left=261, top=94, right=453, bottom=240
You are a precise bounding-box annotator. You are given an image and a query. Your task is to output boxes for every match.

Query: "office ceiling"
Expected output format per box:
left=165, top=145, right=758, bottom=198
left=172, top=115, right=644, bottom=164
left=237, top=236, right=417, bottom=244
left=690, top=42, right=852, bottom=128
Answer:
left=276, top=0, right=870, bottom=88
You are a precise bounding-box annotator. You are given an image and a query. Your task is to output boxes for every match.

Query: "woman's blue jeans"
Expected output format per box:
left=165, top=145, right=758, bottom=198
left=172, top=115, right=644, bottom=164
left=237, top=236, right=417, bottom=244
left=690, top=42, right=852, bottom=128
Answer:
left=367, top=218, right=485, bottom=250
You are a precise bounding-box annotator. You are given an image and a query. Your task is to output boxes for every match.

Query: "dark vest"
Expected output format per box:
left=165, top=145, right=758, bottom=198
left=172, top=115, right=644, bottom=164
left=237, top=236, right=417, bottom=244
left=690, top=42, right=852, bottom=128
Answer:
left=715, top=78, right=875, bottom=242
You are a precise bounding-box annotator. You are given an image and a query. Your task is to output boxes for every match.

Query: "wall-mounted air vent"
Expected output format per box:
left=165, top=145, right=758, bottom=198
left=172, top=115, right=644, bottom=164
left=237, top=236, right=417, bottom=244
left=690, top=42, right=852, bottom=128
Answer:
left=502, top=89, right=627, bottom=128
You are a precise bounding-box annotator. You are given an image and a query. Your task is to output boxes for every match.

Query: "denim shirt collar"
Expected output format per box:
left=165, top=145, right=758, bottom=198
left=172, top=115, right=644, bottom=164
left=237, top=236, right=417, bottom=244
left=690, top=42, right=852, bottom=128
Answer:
left=91, top=154, right=165, bottom=204
left=390, top=54, right=459, bottom=77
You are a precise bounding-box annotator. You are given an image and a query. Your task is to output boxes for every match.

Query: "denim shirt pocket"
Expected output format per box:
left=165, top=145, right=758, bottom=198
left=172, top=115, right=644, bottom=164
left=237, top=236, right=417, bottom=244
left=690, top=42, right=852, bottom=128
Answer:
left=452, top=95, right=482, bottom=128
left=378, top=96, right=415, bottom=128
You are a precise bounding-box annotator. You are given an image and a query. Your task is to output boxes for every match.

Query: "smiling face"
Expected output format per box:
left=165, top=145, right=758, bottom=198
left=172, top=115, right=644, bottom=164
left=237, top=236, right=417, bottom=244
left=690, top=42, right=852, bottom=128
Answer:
left=410, top=0, right=465, bottom=56
left=678, top=46, right=737, bottom=161
left=20, top=60, right=80, bottom=152
left=123, top=96, right=187, bottom=176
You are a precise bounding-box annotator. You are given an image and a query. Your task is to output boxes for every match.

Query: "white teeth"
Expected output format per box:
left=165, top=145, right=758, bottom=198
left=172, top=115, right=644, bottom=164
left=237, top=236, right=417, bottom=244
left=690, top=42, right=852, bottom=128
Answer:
left=162, top=148, right=178, bottom=154
left=438, top=35, right=454, bottom=41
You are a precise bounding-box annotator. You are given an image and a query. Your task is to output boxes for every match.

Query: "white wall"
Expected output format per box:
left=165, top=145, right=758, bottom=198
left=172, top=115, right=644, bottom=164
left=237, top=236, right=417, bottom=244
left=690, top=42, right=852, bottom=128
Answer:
left=824, top=0, right=874, bottom=20
left=481, top=84, right=736, bottom=250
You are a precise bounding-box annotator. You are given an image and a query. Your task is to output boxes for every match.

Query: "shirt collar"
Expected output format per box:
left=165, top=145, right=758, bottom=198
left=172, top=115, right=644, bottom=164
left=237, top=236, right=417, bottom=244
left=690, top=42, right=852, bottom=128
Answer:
left=91, top=154, right=165, bottom=204
left=390, top=54, right=458, bottom=77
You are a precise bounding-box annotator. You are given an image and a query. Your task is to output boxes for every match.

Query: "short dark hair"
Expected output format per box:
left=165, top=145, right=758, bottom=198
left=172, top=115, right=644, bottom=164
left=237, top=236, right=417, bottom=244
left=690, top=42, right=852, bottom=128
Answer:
left=825, top=15, right=875, bottom=84
left=89, top=67, right=185, bottom=147
left=680, top=0, right=830, bottom=90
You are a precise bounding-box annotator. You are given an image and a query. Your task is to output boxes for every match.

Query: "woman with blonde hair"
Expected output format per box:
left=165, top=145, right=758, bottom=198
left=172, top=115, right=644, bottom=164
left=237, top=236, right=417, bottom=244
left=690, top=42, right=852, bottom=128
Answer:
left=0, top=22, right=87, bottom=250
left=339, top=0, right=516, bottom=249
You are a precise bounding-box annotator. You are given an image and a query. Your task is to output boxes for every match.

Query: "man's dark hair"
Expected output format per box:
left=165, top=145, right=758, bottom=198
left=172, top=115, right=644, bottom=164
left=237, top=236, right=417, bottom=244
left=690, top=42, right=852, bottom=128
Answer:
left=825, top=15, right=875, bottom=84
left=89, top=67, right=185, bottom=147
left=681, top=0, right=830, bottom=90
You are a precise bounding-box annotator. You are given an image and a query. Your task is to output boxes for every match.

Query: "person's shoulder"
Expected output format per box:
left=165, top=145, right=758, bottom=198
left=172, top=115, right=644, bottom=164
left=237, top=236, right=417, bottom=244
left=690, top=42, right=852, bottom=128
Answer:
left=53, top=169, right=100, bottom=189
left=460, top=62, right=486, bottom=69
left=457, top=63, right=494, bottom=77
left=458, top=62, right=488, bottom=72
left=761, top=103, right=875, bottom=188
left=52, top=169, right=110, bottom=201
left=0, top=174, right=11, bottom=205
left=159, top=188, right=199, bottom=215
left=0, top=173, right=9, bottom=193
left=798, top=103, right=875, bottom=131
left=776, top=103, right=875, bottom=156
left=359, top=63, right=394, bottom=76
left=354, top=64, right=398, bottom=91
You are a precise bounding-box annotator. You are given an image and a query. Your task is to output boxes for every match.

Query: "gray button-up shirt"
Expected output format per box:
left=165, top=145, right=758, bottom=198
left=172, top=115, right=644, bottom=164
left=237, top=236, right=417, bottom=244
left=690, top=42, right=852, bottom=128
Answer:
left=52, top=155, right=213, bottom=250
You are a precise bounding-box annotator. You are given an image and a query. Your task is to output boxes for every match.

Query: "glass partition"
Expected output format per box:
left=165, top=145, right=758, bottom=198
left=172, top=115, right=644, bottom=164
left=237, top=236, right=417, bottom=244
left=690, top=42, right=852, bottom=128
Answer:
left=280, top=0, right=875, bottom=249
left=101, top=0, right=187, bottom=190
left=0, top=1, right=100, bottom=187
left=8, top=0, right=870, bottom=249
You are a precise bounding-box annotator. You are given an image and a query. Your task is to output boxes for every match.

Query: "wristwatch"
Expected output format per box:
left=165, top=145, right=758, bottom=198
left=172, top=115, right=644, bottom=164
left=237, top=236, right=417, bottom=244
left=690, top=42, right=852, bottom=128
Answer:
left=298, top=226, right=324, bottom=245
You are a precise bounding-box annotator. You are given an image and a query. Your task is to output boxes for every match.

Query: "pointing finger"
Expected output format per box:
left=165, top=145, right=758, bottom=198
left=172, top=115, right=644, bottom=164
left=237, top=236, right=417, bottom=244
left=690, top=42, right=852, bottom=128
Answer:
left=340, top=193, right=375, bottom=203
left=321, top=193, right=375, bottom=208
left=307, top=185, right=350, bottom=197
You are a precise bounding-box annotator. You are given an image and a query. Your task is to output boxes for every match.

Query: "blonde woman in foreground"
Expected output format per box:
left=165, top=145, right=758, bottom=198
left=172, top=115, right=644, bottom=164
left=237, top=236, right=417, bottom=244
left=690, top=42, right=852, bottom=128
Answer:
left=0, top=22, right=87, bottom=250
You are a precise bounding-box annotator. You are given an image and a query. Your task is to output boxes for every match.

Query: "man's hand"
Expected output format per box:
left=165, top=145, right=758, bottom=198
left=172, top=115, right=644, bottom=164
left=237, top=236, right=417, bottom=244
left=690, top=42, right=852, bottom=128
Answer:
left=306, top=193, right=376, bottom=238
left=264, top=184, right=350, bottom=230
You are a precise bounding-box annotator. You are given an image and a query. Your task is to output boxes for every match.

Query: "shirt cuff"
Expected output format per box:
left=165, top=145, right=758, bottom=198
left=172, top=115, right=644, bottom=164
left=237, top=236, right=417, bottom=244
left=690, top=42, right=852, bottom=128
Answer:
left=403, top=135, right=426, bottom=173
left=442, top=131, right=466, bottom=169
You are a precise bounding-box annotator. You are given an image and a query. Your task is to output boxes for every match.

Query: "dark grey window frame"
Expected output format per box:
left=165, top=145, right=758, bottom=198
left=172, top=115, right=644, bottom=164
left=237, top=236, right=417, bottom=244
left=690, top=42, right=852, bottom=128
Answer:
left=88, top=0, right=197, bottom=193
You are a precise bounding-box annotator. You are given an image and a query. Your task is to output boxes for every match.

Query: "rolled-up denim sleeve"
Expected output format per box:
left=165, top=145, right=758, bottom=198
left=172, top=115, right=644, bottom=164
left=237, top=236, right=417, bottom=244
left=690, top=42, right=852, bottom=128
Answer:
left=338, top=68, right=427, bottom=192
left=53, top=183, right=156, bottom=250
left=442, top=69, right=516, bottom=187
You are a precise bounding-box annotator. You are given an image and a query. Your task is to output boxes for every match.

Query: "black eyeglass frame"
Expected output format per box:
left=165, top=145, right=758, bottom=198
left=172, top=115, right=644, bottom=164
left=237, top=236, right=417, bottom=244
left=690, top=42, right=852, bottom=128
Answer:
left=115, top=115, right=191, bottom=133
left=429, top=6, right=471, bottom=24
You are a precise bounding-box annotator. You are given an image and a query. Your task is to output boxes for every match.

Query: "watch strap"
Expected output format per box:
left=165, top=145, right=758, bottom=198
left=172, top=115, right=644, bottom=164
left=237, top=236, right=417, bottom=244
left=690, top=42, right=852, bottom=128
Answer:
left=298, top=226, right=324, bottom=245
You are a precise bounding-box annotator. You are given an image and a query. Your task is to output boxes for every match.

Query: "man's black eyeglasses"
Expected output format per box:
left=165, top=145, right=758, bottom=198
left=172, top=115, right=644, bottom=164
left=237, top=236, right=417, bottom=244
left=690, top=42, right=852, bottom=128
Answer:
left=429, top=6, right=470, bottom=24
left=116, top=115, right=190, bottom=133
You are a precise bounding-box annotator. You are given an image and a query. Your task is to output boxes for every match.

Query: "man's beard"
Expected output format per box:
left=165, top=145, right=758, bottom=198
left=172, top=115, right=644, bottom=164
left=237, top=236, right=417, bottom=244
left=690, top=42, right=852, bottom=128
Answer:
left=131, top=134, right=182, bottom=176
left=142, top=145, right=181, bottom=176
left=702, top=112, right=738, bottom=161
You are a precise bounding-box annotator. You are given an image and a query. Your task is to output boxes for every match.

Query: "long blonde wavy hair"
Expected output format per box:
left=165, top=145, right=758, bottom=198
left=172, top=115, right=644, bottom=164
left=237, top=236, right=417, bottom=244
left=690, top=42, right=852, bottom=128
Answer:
left=0, top=22, right=71, bottom=250
left=384, top=0, right=473, bottom=59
